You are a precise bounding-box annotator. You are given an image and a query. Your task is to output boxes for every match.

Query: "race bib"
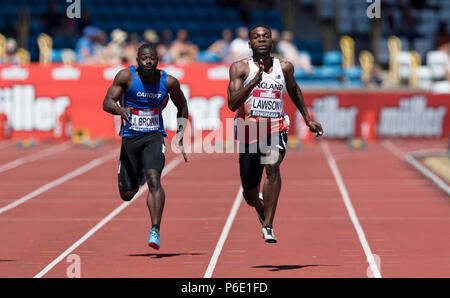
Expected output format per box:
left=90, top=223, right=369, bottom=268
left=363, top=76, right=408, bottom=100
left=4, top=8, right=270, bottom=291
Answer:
left=250, top=89, right=282, bottom=118
left=130, top=108, right=160, bottom=131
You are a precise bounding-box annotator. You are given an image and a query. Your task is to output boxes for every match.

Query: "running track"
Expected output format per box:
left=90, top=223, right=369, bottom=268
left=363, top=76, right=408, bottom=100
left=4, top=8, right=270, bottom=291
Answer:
left=0, top=138, right=449, bottom=278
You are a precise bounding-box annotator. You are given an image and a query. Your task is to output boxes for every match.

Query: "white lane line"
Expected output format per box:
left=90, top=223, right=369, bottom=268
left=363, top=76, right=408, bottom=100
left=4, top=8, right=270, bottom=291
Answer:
left=0, top=142, right=73, bottom=174
left=33, top=155, right=184, bottom=278
left=0, top=149, right=118, bottom=215
left=381, top=140, right=405, bottom=160
left=405, top=154, right=450, bottom=196
left=321, top=142, right=382, bottom=278
left=204, top=186, right=243, bottom=278
left=383, top=140, right=450, bottom=196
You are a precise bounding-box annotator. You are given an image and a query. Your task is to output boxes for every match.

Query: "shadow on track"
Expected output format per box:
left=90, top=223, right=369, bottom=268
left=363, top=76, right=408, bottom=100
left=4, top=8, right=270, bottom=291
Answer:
left=127, top=253, right=204, bottom=259
left=251, top=264, right=335, bottom=271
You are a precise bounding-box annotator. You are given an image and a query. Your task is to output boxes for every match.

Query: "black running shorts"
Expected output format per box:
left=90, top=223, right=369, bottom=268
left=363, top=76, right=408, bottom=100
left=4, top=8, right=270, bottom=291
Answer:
left=118, top=132, right=166, bottom=193
left=238, top=131, right=288, bottom=190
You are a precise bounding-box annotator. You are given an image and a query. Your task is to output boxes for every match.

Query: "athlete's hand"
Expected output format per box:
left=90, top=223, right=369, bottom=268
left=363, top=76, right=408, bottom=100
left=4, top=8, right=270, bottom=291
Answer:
left=306, top=119, right=323, bottom=137
left=120, top=107, right=133, bottom=125
left=176, top=139, right=188, bottom=162
left=251, top=59, right=264, bottom=87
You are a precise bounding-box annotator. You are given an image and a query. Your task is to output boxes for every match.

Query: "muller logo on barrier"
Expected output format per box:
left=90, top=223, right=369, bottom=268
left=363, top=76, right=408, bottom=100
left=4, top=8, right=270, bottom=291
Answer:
left=378, top=96, right=447, bottom=137
left=307, top=96, right=358, bottom=138
left=162, top=84, right=225, bottom=132
left=0, top=85, right=70, bottom=131
left=1, top=64, right=448, bottom=142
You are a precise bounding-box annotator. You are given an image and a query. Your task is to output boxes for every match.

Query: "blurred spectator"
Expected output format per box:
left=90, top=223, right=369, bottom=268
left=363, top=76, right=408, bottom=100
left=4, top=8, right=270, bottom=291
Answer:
left=169, top=29, right=198, bottom=64
left=0, top=38, right=19, bottom=64
left=124, top=32, right=143, bottom=64
left=435, top=22, right=450, bottom=51
left=92, top=29, right=108, bottom=63
left=207, top=29, right=233, bottom=62
left=437, top=39, right=450, bottom=82
left=368, top=64, right=386, bottom=88
left=435, top=23, right=450, bottom=84
left=230, top=27, right=252, bottom=61
left=277, top=31, right=312, bottom=73
left=102, top=29, right=127, bottom=64
left=144, top=30, right=159, bottom=45
left=39, top=0, right=64, bottom=36
left=446, top=61, right=450, bottom=82
left=271, top=29, right=282, bottom=59
left=157, top=29, right=173, bottom=62
left=75, top=26, right=99, bottom=63
left=446, top=59, right=450, bottom=82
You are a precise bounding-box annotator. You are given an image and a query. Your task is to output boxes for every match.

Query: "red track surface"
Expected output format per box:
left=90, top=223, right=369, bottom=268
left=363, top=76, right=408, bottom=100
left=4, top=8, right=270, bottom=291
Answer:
left=0, top=138, right=449, bottom=278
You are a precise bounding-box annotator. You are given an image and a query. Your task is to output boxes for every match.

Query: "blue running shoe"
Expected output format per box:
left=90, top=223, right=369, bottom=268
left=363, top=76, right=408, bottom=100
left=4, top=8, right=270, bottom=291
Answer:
left=148, top=229, right=160, bottom=250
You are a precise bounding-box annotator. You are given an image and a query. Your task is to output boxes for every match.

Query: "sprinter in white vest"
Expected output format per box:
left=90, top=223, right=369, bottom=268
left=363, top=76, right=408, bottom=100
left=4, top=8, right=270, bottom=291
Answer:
left=228, top=24, right=323, bottom=243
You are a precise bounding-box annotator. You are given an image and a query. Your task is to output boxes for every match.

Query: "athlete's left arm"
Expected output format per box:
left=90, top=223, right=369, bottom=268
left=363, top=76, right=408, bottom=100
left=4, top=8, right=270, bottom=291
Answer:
left=282, top=60, right=323, bottom=137
left=167, top=75, right=189, bottom=162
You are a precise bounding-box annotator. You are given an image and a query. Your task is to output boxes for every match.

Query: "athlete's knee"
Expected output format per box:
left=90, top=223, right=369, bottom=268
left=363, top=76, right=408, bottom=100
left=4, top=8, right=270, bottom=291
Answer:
left=120, top=189, right=137, bottom=201
left=262, top=150, right=282, bottom=166
left=146, top=170, right=161, bottom=190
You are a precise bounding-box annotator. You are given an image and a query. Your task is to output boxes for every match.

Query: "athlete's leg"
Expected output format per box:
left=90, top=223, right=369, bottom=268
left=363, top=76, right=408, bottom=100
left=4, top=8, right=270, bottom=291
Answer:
left=243, top=187, right=262, bottom=209
left=262, top=151, right=283, bottom=227
left=261, top=132, right=287, bottom=227
left=145, top=169, right=165, bottom=229
left=239, top=148, right=265, bottom=221
left=142, top=133, right=166, bottom=232
left=118, top=140, right=141, bottom=201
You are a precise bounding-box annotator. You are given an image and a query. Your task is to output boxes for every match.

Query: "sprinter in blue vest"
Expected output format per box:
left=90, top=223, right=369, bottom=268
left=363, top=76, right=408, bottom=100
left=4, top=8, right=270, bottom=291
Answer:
left=103, top=43, right=189, bottom=250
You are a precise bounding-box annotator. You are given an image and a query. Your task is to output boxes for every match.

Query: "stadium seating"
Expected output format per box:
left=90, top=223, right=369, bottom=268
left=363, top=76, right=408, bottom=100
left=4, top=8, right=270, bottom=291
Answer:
left=1, top=0, right=448, bottom=91
left=0, top=0, right=282, bottom=59
left=294, top=50, right=363, bottom=88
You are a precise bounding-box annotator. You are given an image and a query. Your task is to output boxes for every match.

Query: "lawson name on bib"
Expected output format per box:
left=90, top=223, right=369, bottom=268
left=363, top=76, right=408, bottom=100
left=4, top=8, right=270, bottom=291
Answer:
left=251, top=89, right=282, bottom=118
left=131, top=108, right=160, bottom=131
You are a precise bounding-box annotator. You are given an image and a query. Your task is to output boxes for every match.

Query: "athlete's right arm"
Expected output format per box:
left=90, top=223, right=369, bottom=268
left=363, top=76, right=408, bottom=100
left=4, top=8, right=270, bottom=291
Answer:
left=102, top=69, right=133, bottom=125
left=227, top=59, right=263, bottom=112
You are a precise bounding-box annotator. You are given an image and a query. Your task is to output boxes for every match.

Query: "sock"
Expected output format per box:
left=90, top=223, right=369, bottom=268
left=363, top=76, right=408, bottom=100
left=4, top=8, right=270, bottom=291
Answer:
left=152, top=224, right=160, bottom=233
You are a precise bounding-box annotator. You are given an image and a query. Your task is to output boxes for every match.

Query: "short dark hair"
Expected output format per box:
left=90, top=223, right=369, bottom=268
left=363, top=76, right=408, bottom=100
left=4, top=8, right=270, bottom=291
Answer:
left=248, top=24, right=272, bottom=39
left=137, top=43, right=157, bottom=56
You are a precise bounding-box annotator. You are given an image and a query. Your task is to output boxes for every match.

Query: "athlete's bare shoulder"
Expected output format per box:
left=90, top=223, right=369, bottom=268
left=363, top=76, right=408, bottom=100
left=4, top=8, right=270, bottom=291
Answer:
left=231, top=58, right=249, bottom=68
left=278, top=58, right=295, bottom=78
left=278, top=58, right=294, bottom=72
left=166, top=74, right=181, bottom=90
left=229, top=58, right=250, bottom=80
left=114, top=68, right=133, bottom=87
